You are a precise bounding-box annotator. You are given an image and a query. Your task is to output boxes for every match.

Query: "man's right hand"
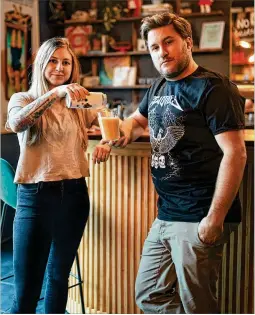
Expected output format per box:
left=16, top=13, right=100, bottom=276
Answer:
left=100, top=112, right=147, bottom=148
left=198, top=215, right=224, bottom=245
left=100, top=129, right=130, bottom=148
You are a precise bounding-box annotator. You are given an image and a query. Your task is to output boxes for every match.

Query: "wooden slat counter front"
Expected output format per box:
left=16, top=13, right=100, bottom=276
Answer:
left=67, top=130, right=254, bottom=314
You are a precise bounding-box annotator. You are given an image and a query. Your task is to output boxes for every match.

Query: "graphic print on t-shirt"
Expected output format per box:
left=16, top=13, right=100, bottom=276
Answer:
left=149, top=95, right=185, bottom=180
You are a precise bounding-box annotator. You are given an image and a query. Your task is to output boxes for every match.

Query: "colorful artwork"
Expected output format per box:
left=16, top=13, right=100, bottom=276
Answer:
left=5, top=5, right=32, bottom=100
left=99, top=56, right=131, bottom=85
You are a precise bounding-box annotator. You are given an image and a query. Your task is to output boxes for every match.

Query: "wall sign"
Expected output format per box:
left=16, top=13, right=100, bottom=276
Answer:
left=199, top=21, right=225, bottom=50
left=232, top=7, right=254, bottom=41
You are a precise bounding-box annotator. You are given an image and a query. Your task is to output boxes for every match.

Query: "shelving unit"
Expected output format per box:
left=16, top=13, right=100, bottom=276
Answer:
left=40, top=0, right=231, bottom=105
left=72, top=7, right=226, bottom=104
left=63, top=10, right=224, bottom=26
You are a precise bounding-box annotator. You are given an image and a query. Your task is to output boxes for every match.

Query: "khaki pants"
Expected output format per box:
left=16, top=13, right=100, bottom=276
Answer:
left=135, top=219, right=238, bottom=314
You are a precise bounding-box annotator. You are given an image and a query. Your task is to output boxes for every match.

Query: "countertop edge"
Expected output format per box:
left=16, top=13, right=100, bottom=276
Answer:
left=87, top=130, right=254, bottom=143
left=1, top=129, right=254, bottom=143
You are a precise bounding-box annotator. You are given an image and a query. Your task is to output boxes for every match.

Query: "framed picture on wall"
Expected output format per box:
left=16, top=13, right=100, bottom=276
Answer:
left=199, top=21, right=225, bottom=50
left=112, top=66, right=137, bottom=86
left=5, top=6, right=32, bottom=100
left=2, top=0, right=39, bottom=133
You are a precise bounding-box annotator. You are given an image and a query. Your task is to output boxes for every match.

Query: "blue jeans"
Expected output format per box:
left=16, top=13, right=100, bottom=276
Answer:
left=11, top=178, right=90, bottom=314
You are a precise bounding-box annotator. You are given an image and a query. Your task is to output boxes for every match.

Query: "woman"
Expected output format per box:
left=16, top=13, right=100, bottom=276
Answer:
left=6, top=37, right=111, bottom=314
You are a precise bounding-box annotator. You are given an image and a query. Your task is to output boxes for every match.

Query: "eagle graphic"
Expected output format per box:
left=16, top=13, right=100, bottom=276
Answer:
left=149, top=103, right=185, bottom=177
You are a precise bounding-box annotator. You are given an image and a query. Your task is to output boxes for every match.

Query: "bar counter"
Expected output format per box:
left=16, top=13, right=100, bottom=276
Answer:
left=237, top=84, right=254, bottom=100
left=67, top=130, right=254, bottom=314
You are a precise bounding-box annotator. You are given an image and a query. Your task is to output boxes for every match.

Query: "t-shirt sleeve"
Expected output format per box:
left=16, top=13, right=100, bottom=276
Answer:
left=138, top=89, right=150, bottom=118
left=200, top=79, right=245, bottom=135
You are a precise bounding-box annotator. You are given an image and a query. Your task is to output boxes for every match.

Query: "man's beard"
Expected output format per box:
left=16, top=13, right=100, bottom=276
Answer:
left=160, top=46, right=190, bottom=80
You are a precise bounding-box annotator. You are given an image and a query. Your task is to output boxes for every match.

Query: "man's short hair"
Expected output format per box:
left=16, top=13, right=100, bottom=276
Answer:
left=140, top=13, right=192, bottom=43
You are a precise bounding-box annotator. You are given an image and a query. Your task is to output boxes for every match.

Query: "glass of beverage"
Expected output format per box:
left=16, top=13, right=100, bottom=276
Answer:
left=98, top=110, right=120, bottom=141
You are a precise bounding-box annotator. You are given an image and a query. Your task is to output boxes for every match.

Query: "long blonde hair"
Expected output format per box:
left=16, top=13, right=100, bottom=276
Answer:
left=27, top=37, right=87, bottom=148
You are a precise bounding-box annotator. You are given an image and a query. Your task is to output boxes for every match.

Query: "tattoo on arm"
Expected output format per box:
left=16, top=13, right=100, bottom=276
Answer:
left=9, top=91, right=58, bottom=132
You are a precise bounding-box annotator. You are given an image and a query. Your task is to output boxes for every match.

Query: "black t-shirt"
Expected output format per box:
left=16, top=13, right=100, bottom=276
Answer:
left=139, top=66, right=245, bottom=222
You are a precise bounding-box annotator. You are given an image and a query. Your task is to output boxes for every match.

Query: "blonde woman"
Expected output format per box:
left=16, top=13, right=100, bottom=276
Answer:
left=6, top=37, right=111, bottom=314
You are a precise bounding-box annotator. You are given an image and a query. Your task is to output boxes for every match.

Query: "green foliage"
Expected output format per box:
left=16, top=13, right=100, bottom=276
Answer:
left=102, top=1, right=128, bottom=33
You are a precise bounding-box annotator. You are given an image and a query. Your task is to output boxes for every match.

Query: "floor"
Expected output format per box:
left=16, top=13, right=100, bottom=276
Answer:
left=0, top=239, right=45, bottom=314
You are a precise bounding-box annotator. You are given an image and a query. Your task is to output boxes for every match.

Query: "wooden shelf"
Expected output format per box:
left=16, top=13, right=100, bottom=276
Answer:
left=232, top=63, right=254, bottom=66
left=88, top=85, right=150, bottom=90
left=193, top=47, right=223, bottom=53
left=79, top=48, right=223, bottom=58
left=59, top=11, right=224, bottom=27
left=181, top=10, right=224, bottom=18
left=237, top=84, right=254, bottom=99
left=55, top=5, right=226, bottom=106
left=64, top=19, right=102, bottom=25
left=82, top=51, right=149, bottom=57
left=64, top=16, right=144, bottom=26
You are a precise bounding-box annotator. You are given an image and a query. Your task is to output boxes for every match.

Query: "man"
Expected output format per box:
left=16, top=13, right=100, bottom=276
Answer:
left=102, top=13, right=247, bottom=313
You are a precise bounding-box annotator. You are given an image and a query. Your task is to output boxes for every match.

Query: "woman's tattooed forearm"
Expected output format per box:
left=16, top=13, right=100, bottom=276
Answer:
left=10, top=92, right=58, bottom=132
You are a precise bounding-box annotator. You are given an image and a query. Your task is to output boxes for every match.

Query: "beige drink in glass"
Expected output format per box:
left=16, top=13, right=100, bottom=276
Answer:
left=98, top=110, right=120, bottom=141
